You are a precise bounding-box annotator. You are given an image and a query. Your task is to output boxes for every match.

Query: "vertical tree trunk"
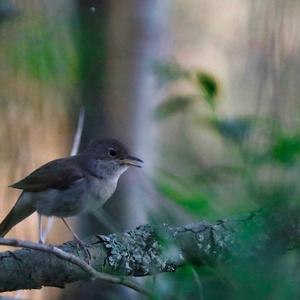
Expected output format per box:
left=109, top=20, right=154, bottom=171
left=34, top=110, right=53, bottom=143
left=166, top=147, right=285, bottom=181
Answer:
left=105, top=0, right=170, bottom=229
left=63, top=1, right=170, bottom=299
left=76, top=0, right=109, bottom=146
left=104, top=2, right=170, bottom=298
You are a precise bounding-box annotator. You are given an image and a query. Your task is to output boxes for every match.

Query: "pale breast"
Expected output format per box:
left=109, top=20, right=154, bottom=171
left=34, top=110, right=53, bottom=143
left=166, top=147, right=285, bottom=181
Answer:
left=85, top=176, right=117, bottom=211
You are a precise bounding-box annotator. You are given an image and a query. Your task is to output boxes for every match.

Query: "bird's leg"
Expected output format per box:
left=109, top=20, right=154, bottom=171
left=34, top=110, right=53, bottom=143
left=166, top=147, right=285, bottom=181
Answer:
left=61, top=218, right=91, bottom=262
left=61, top=218, right=82, bottom=242
left=38, top=213, right=45, bottom=244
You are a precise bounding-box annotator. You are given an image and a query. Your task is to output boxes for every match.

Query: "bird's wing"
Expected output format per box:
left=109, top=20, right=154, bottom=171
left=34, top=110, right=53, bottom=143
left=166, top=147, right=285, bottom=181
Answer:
left=10, top=157, right=84, bottom=192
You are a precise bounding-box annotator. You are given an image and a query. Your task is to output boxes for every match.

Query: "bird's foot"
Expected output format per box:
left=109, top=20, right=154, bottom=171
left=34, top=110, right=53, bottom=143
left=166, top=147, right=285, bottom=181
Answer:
left=60, top=218, right=92, bottom=264
left=74, top=237, right=92, bottom=264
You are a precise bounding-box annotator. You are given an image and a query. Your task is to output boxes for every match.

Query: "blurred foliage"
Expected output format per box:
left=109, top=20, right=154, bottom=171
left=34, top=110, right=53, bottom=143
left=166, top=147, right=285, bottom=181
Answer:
left=154, top=95, right=195, bottom=120
left=154, top=61, right=191, bottom=85
left=270, top=134, right=300, bottom=164
left=150, top=61, right=300, bottom=299
left=0, top=1, right=18, bottom=23
left=156, top=171, right=214, bottom=217
left=207, top=117, right=252, bottom=142
left=1, top=14, right=78, bottom=87
left=195, top=71, right=219, bottom=109
left=155, top=63, right=220, bottom=118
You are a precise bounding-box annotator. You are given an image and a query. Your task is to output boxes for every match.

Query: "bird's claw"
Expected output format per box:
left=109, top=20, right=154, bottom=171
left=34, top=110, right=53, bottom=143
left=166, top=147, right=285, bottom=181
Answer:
left=74, top=238, right=92, bottom=264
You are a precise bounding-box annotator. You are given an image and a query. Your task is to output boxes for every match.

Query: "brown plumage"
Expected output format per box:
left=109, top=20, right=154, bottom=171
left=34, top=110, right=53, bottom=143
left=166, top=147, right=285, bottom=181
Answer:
left=0, top=138, right=143, bottom=239
left=0, top=191, right=36, bottom=237
left=10, top=157, right=84, bottom=192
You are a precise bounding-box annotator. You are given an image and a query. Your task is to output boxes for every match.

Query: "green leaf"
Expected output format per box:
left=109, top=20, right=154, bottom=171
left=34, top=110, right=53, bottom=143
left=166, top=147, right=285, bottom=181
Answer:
left=154, top=62, right=190, bottom=84
left=154, top=96, right=195, bottom=120
left=210, top=117, right=252, bottom=142
left=271, top=135, right=300, bottom=164
left=157, top=179, right=212, bottom=215
left=5, top=19, right=77, bottom=83
left=196, top=71, right=219, bottom=108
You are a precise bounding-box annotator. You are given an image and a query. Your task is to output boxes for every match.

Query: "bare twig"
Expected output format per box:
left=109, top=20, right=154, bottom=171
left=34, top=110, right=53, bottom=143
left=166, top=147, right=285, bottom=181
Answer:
left=0, top=237, right=150, bottom=296
left=70, top=106, right=85, bottom=156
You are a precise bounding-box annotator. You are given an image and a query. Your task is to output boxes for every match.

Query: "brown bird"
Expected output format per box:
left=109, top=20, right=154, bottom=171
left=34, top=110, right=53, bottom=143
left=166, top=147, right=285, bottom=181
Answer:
left=0, top=138, right=143, bottom=242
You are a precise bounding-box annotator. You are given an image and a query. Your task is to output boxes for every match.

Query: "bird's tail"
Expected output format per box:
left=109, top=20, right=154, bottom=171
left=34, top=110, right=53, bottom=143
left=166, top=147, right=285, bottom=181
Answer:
left=0, top=192, right=35, bottom=237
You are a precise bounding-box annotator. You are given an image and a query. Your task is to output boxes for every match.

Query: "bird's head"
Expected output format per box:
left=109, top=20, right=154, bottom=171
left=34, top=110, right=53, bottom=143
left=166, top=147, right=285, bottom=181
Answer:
left=84, top=138, right=143, bottom=178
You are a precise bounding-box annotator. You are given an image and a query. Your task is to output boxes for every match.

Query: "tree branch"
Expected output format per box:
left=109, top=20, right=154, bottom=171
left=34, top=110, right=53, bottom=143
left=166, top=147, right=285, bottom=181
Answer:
left=0, top=208, right=299, bottom=293
left=0, top=238, right=150, bottom=296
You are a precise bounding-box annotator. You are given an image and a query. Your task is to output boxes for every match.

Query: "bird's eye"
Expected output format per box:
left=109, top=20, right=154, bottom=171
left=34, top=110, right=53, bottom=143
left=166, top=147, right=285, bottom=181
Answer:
left=108, top=148, right=117, bottom=157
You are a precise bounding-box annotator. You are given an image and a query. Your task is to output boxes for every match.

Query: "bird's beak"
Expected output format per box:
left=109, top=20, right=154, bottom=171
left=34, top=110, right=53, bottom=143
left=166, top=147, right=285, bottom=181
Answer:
left=121, top=156, right=143, bottom=168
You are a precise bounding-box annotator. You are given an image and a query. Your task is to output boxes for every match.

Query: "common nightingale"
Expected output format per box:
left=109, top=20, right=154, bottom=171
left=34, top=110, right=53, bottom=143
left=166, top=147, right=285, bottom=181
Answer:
left=0, top=138, right=143, bottom=242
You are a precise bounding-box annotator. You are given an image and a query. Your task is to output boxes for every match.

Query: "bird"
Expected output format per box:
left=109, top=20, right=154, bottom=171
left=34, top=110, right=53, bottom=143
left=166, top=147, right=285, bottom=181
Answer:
left=0, top=138, right=143, bottom=243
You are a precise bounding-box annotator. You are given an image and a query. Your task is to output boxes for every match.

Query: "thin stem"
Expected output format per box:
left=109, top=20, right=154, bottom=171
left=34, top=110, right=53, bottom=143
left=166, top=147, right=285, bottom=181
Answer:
left=0, top=237, right=150, bottom=296
left=70, top=106, right=85, bottom=156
